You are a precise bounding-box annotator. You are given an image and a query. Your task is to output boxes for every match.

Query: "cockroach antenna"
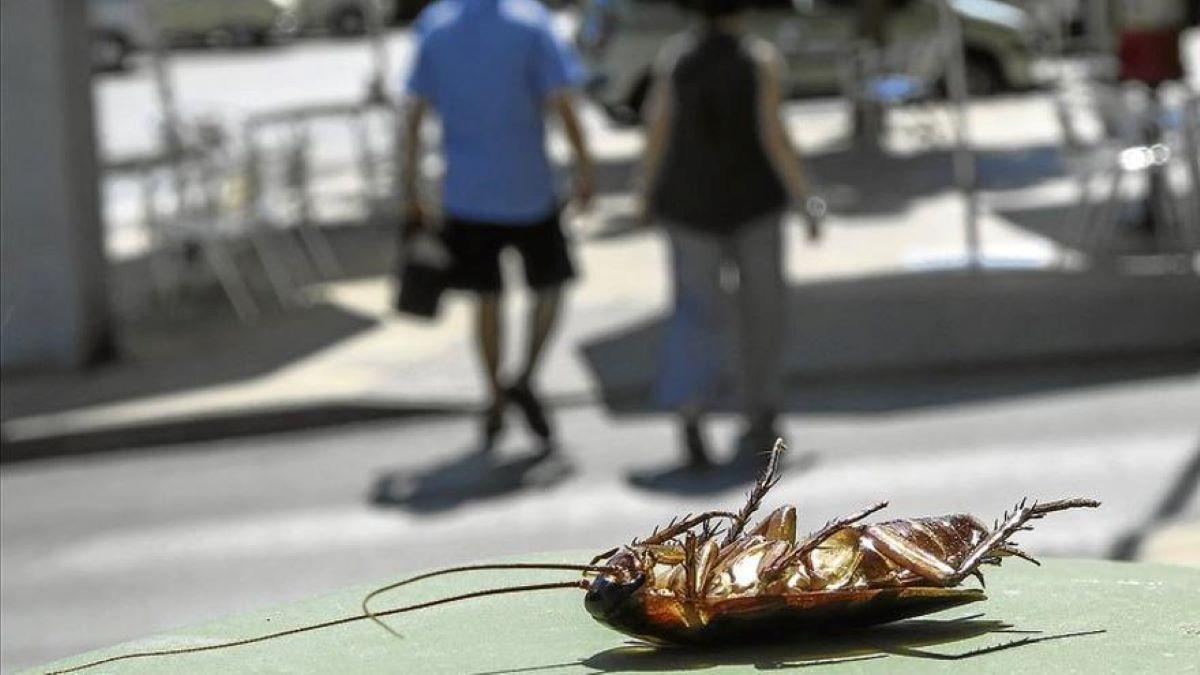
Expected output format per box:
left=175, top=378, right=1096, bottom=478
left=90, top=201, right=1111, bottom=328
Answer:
left=359, top=562, right=613, bottom=637
left=45, top=563, right=613, bottom=675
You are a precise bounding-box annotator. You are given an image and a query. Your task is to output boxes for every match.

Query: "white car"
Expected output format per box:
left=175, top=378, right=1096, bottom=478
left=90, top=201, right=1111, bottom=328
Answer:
left=277, top=0, right=398, bottom=36
left=578, top=0, right=1052, bottom=123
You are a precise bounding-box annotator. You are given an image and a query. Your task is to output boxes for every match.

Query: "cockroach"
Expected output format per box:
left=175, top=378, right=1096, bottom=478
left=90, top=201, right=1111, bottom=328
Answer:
left=48, top=440, right=1099, bottom=673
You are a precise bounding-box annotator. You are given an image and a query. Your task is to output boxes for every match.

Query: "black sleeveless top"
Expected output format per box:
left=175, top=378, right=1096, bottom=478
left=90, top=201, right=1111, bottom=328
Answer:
left=649, top=30, right=788, bottom=233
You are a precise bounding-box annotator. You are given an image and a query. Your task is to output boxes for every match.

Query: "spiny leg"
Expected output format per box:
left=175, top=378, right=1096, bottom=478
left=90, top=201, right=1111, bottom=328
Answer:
left=638, top=510, right=741, bottom=546
left=762, top=502, right=889, bottom=579
left=723, top=438, right=787, bottom=545
left=863, top=498, right=1100, bottom=588
left=947, top=498, right=1100, bottom=585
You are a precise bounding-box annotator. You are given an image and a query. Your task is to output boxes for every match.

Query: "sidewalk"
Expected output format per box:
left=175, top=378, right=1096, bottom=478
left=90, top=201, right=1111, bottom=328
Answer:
left=3, top=93, right=1199, bottom=461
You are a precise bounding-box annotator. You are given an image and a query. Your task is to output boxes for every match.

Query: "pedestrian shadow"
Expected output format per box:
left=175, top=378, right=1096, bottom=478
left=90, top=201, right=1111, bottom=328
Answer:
left=369, top=447, right=575, bottom=513
left=475, top=616, right=1103, bottom=674
left=624, top=452, right=819, bottom=497
left=580, top=269, right=1200, bottom=416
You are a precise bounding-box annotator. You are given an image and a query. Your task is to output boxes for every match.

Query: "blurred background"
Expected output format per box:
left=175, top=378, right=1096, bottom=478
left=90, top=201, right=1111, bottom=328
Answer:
left=1, top=0, right=1198, bottom=671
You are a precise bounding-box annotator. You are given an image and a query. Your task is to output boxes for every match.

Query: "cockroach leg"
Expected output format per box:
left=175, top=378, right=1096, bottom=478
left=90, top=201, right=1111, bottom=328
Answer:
left=638, top=511, right=741, bottom=546
left=722, top=439, right=787, bottom=545
left=590, top=547, right=619, bottom=566
left=762, top=502, right=889, bottom=581
left=947, top=498, right=1100, bottom=584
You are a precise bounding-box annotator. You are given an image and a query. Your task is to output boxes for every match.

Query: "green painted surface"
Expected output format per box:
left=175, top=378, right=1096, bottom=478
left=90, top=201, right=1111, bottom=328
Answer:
left=36, top=554, right=1200, bottom=674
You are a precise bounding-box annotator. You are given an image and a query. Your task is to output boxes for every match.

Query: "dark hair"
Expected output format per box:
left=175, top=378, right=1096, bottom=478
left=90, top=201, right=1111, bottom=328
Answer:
left=675, top=0, right=749, bottom=20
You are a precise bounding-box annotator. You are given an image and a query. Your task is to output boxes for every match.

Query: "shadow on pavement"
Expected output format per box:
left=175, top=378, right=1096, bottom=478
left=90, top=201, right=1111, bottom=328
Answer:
left=625, top=451, right=819, bottom=497
left=1, top=302, right=377, bottom=422
left=994, top=201, right=1198, bottom=257
left=1110, top=440, right=1200, bottom=560
left=808, top=144, right=1065, bottom=216
left=370, top=447, right=574, bottom=513
left=476, top=616, right=1102, bottom=674
left=581, top=270, right=1200, bottom=415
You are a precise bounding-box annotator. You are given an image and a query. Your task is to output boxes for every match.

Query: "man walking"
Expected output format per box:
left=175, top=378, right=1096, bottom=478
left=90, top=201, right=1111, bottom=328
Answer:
left=401, top=0, right=594, bottom=454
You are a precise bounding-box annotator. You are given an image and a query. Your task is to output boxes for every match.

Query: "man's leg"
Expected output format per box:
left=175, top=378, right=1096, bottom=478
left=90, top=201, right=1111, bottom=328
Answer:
left=509, top=212, right=575, bottom=446
left=477, top=291, right=504, bottom=402
left=505, top=285, right=562, bottom=444
left=476, top=291, right=506, bottom=450
left=517, top=285, right=562, bottom=386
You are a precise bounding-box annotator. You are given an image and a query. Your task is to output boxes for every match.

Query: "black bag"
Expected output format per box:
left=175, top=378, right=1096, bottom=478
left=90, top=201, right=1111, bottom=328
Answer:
left=394, top=223, right=451, bottom=319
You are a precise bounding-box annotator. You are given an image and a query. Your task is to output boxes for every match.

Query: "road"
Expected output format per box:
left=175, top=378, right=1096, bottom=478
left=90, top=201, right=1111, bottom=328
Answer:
left=4, top=366, right=1198, bottom=671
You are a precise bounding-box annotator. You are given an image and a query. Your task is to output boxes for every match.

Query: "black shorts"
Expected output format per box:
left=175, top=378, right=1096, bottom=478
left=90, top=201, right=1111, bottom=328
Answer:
left=441, top=210, right=576, bottom=293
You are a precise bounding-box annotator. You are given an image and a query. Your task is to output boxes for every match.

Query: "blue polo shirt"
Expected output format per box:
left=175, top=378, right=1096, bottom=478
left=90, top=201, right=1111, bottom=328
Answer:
left=405, top=0, right=585, bottom=223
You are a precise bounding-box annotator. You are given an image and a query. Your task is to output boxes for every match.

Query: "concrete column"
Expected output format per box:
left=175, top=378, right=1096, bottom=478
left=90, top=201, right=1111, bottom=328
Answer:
left=1, top=0, right=112, bottom=370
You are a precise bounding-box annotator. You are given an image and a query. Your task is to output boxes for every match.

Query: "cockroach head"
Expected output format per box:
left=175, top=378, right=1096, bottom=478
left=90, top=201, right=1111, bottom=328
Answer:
left=584, top=547, right=647, bottom=622
left=584, top=572, right=647, bottom=622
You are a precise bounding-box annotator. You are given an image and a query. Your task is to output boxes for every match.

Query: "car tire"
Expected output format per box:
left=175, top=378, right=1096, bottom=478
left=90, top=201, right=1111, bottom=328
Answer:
left=329, top=6, right=368, bottom=36
left=248, top=28, right=273, bottom=47
left=963, top=51, right=1004, bottom=97
left=204, top=26, right=238, bottom=50
left=91, top=31, right=129, bottom=72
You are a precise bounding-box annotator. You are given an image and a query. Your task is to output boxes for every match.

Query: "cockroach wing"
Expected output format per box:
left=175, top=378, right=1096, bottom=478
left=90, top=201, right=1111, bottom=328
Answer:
left=624, top=588, right=986, bottom=645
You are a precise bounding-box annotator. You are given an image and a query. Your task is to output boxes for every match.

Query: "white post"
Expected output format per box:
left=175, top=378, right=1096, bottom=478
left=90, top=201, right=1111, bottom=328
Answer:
left=366, top=0, right=390, bottom=104
left=1, top=0, right=112, bottom=368
left=936, top=0, right=980, bottom=270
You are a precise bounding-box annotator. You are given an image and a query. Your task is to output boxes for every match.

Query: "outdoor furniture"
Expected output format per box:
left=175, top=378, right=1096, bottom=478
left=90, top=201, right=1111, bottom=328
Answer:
left=242, top=101, right=401, bottom=287
left=1065, top=83, right=1200, bottom=265
left=105, top=129, right=265, bottom=321
left=839, top=34, right=953, bottom=147
left=38, top=553, right=1197, bottom=673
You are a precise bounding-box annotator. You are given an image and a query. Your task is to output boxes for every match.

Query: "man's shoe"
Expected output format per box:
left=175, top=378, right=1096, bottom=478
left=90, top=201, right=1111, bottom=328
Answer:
left=507, top=379, right=553, bottom=440
left=735, top=414, right=783, bottom=466
left=479, top=400, right=506, bottom=453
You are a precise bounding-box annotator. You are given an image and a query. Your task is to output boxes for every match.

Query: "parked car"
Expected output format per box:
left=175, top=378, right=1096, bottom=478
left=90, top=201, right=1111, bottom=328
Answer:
left=88, top=0, right=152, bottom=71
left=150, top=0, right=297, bottom=47
left=88, top=0, right=297, bottom=62
left=578, top=0, right=1054, bottom=123
left=277, top=0, right=398, bottom=35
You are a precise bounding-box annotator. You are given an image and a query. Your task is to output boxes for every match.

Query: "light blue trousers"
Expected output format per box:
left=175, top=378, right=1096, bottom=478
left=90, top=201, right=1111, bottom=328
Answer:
left=656, top=213, right=785, bottom=416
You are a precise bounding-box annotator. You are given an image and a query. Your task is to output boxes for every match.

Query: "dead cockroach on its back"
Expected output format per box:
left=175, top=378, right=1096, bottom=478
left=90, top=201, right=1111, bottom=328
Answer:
left=49, top=440, right=1099, bottom=673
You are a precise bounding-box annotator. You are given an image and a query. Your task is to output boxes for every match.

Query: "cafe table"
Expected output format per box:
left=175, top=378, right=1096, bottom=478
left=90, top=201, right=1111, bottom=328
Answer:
left=35, top=552, right=1199, bottom=674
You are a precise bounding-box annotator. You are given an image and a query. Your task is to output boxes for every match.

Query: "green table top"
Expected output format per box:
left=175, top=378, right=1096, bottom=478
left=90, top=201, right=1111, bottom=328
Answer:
left=35, top=553, right=1199, bottom=674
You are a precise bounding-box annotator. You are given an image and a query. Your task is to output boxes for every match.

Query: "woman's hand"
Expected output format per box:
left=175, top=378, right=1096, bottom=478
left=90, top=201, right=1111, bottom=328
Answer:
left=800, top=195, right=826, bottom=243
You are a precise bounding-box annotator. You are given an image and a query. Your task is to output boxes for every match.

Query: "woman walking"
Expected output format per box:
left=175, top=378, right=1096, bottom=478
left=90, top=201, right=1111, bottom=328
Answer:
left=641, top=0, right=820, bottom=470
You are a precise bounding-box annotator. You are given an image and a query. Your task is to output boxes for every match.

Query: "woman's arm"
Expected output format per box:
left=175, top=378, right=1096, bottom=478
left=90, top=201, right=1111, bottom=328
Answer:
left=639, top=74, right=674, bottom=223
left=755, top=45, right=810, bottom=207
left=755, top=45, right=824, bottom=239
